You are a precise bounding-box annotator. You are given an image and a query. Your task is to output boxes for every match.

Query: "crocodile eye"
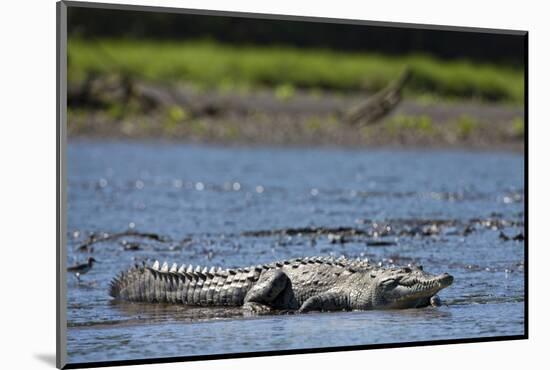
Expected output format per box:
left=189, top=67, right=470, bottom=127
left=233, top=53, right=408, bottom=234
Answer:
left=402, top=267, right=412, bottom=273
left=417, top=265, right=423, bottom=271
left=382, top=278, right=396, bottom=286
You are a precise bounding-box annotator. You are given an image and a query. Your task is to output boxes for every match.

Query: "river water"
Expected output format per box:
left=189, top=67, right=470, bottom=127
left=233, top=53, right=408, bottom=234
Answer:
left=66, top=141, right=525, bottom=365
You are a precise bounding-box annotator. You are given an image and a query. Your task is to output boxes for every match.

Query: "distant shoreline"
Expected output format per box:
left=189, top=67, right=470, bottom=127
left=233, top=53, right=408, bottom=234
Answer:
left=68, top=83, right=524, bottom=153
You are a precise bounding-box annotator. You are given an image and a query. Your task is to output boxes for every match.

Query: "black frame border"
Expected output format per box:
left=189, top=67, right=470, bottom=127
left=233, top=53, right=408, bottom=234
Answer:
left=56, top=1, right=528, bottom=368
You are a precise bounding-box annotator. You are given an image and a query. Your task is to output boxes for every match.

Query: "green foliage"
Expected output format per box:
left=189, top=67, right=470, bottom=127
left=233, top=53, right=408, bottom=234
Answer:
left=68, top=38, right=524, bottom=103
left=223, top=125, right=240, bottom=139
left=387, top=114, right=434, bottom=135
left=167, top=105, right=188, bottom=122
left=161, top=105, right=189, bottom=133
left=512, top=117, right=525, bottom=137
left=106, top=102, right=125, bottom=120
left=274, top=83, right=296, bottom=101
left=67, top=107, right=88, bottom=131
left=305, top=117, right=322, bottom=131
left=455, top=115, right=480, bottom=139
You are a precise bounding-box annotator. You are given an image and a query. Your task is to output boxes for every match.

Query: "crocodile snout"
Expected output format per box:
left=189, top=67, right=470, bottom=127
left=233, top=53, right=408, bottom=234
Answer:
left=438, top=273, right=454, bottom=287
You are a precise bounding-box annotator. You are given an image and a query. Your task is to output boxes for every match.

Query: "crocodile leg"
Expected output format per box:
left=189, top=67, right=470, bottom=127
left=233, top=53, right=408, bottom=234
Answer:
left=243, top=269, right=298, bottom=312
left=430, top=295, right=442, bottom=307
left=298, top=290, right=348, bottom=312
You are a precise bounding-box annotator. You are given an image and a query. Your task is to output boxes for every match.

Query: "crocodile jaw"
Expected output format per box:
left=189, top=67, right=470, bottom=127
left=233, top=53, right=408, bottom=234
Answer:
left=382, top=273, right=454, bottom=309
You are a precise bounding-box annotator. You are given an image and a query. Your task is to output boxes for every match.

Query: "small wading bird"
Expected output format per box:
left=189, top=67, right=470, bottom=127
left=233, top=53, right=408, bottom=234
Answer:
left=68, top=257, right=98, bottom=282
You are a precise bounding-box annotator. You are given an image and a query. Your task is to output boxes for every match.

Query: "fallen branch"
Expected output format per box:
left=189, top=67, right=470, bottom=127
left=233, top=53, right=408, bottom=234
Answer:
left=344, top=67, right=411, bottom=126
left=76, top=230, right=167, bottom=251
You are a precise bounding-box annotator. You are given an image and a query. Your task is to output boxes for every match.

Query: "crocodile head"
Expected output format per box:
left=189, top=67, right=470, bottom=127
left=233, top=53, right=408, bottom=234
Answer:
left=369, top=266, right=453, bottom=309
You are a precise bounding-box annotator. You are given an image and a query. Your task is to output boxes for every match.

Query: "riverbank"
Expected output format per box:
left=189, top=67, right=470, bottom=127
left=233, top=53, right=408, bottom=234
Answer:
left=68, top=81, right=524, bottom=151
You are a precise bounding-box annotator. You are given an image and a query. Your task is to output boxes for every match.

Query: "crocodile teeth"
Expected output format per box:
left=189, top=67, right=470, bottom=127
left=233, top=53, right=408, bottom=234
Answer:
left=209, top=266, right=216, bottom=274
left=152, top=260, right=160, bottom=270
left=195, top=265, right=201, bottom=273
left=169, top=263, right=178, bottom=273
left=161, top=262, right=169, bottom=272
left=216, top=267, right=223, bottom=273
left=202, top=267, right=208, bottom=274
left=186, top=265, right=193, bottom=273
left=178, top=264, right=186, bottom=273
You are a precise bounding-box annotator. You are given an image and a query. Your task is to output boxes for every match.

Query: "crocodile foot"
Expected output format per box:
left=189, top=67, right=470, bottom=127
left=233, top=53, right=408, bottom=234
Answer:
left=243, top=302, right=273, bottom=314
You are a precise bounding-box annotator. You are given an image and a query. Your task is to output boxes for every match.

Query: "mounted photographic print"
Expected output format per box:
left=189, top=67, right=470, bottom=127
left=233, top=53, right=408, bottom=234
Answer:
left=56, top=1, right=527, bottom=368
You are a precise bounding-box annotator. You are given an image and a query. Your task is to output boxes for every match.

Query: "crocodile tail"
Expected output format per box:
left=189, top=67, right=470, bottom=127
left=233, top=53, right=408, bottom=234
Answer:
left=109, top=261, right=213, bottom=304
left=109, top=264, right=150, bottom=301
left=109, top=262, right=179, bottom=303
left=110, top=261, right=260, bottom=305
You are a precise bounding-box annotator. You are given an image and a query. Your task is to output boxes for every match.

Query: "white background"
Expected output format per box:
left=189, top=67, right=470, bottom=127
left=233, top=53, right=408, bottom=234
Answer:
left=0, top=0, right=547, bottom=368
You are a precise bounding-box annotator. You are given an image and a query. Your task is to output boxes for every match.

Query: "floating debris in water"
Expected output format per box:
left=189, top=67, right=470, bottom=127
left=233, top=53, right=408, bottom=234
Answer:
left=327, top=233, right=344, bottom=244
left=366, top=240, right=397, bottom=247
left=75, top=230, right=166, bottom=251
left=499, top=231, right=525, bottom=242
left=120, top=240, right=141, bottom=251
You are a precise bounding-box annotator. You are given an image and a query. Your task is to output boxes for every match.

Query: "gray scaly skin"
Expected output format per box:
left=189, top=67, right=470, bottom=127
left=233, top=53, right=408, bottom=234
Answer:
left=109, top=256, right=453, bottom=312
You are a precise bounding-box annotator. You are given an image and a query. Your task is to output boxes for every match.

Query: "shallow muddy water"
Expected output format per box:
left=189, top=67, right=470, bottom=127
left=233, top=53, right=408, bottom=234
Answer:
left=66, top=141, right=525, bottom=364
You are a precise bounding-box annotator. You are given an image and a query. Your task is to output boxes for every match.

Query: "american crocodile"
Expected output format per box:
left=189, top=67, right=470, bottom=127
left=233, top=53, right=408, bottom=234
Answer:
left=109, top=257, right=453, bottom=312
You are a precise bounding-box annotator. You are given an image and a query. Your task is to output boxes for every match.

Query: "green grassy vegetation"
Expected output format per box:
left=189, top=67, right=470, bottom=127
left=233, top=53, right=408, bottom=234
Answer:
left=512, top=117, right=525, bottom=138
left=68, top=38, right=524, bottom=103
left=386, top=114, right=435, bottom=135
left=274, top=83, right=296, bottom=101
left=454, top=114, right=481, bottom=139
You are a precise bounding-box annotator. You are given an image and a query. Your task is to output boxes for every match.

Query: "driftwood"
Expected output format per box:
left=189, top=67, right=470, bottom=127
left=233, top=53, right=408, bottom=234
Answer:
left=68, top=73, right=224, bottom=117
left=68, top=69, right=411, bottom=125
left=76, top=230, right=166, bottom=252
left=68, top=73, right=137, bottom=109
left=344, top=68, right=411, bottom=126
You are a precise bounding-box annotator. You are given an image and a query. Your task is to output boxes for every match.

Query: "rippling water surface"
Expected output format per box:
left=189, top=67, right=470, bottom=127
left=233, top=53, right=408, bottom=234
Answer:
left=66, top=141, right=525, bottom=364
